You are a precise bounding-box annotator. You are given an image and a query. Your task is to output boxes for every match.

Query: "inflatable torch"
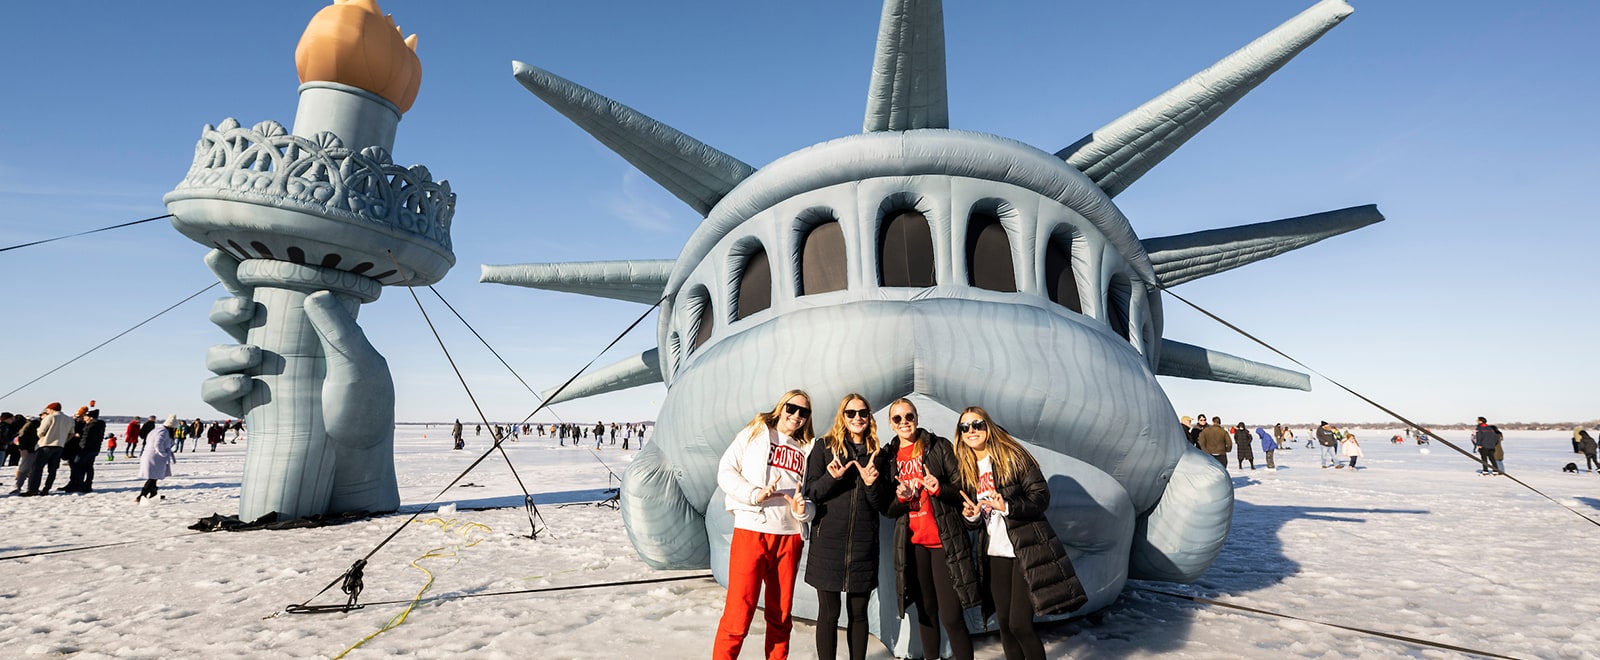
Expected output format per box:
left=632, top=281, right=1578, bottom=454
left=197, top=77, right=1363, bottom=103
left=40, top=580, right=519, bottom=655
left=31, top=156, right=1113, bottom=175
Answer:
left=163, top=0, right=454, bottom=520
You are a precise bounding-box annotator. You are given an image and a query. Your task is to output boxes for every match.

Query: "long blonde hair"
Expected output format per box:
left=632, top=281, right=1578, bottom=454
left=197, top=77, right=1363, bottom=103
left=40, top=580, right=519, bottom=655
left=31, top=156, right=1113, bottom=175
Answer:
left=822, top=393, right=879, bottom=457
left=953, top=406, right=1036, bottom=491
left=748, top=389, right=814, bottom=446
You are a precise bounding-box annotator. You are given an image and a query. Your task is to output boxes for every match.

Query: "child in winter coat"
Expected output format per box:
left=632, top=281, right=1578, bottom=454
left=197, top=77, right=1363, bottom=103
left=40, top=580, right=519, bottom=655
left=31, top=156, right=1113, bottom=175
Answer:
left=1341, top=432, right=1364, bottom=470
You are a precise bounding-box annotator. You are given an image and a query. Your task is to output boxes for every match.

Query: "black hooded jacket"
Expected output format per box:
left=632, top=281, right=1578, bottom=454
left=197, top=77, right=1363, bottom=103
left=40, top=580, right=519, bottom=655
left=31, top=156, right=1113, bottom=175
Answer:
left=969, top=458, right=1088, bottom=617
left=803, top=437, right=886, bottom=593
left=875, top=430, right=981, bottom=615
left=80, top=419, right=106, bottom=454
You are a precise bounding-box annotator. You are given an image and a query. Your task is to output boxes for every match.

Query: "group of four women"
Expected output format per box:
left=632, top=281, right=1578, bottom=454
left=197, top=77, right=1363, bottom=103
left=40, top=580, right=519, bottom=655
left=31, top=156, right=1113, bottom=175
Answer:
left=713, top=390, right=1087, bottom=660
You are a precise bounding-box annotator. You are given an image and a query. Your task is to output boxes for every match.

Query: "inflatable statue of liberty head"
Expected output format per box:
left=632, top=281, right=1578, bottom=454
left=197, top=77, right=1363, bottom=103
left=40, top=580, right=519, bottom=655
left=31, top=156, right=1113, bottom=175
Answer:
left=483, top=0, right=1378, bottom=653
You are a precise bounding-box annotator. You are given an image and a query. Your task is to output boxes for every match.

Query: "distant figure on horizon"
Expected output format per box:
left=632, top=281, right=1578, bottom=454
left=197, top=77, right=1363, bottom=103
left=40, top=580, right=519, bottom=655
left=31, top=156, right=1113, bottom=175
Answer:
left=1577, top=428, right=1599, bottom=472
left=1255, top=426, right=1276, bottom=470
left=1472, top=417, right=1500, bottom=475
left=1198, top=416, right=1232, bottom=469
left=451, top=419, right=464, bottom=450
left=1341, top=431, right=1363, bottom=470
left=1187, top=413, right=1207, bottom=447
left=0, top=412, right=19, bottom=468
left=1233, top=422, right=1255, bottom=470
left=10, top=416, right=41, bottom=494
left=23, top=402, right=71, bottom=495
left=138, top=415, right=178, bottom=503
left=65, top=409, right=103, bottom=492
left=1316, top=422, right=1340, bottom=468
left=1492, top=427, right=1506, bottom=474
left=124, top=418, right=142, bottom=458
left=206, top=421, right=225, bottom=451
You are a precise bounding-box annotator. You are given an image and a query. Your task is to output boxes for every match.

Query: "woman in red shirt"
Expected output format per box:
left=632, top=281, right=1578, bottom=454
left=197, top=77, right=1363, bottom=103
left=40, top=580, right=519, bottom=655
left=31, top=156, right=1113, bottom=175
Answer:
left=878, top=399, right=977, bottom=659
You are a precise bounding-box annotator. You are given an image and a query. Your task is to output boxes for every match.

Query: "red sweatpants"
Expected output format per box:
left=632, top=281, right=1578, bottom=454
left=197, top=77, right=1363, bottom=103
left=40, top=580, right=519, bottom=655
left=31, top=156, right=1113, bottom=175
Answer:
left=713, top=527, right=804, bottom=659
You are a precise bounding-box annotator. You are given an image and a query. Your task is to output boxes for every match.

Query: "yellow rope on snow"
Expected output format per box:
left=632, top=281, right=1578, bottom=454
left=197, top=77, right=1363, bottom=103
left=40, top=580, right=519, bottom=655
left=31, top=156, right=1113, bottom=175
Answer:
left=331, top=518, right=492, bottom=658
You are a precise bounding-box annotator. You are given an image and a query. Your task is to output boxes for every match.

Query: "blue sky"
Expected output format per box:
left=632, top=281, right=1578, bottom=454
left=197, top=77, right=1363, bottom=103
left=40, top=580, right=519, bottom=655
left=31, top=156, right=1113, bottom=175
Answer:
left=2, top=1, right=1596, bottom=427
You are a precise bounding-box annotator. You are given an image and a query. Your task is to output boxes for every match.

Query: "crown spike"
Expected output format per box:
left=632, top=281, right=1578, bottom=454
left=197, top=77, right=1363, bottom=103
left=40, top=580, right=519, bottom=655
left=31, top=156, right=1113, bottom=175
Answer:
left=863, top=0, right=948, bottom=132
left=1058, top=0, right=1354, bottom=197
left=513, top=61, right=755, bottom=216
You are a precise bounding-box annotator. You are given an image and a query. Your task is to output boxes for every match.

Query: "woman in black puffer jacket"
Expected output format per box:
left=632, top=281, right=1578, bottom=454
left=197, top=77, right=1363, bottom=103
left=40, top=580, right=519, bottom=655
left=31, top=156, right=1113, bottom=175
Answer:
left=802, top=393, right=886, bottom=660
left=954, top=407, right=1087, bottom=660
left=877, top=398, right=980, bottom=660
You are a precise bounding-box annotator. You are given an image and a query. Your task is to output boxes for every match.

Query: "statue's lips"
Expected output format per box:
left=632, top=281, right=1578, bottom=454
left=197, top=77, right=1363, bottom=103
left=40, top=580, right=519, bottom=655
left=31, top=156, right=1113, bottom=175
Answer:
left=654, top=296, right=1186, bottom=513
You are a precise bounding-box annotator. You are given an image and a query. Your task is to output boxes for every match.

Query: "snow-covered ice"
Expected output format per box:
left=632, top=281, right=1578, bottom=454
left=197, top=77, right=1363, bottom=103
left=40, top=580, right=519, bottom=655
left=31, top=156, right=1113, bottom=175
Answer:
left=2, top=427, right=1595, bottom=659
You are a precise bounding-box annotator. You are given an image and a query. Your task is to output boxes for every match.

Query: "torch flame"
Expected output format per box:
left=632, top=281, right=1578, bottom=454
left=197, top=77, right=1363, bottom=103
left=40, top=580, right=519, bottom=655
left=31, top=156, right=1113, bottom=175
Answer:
left=295, top=0, right=422, bottom=112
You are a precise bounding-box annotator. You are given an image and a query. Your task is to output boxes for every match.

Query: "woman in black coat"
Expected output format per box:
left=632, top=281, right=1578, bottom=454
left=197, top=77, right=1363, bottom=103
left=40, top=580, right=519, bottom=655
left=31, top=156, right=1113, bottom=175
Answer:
left=802, top=393, right=885, bottom=660
left=877, top=398, right=979, bottom=660
left=954, top=407, right=1086, bottom=660
left=1233, top=422, right=1255, bottom=470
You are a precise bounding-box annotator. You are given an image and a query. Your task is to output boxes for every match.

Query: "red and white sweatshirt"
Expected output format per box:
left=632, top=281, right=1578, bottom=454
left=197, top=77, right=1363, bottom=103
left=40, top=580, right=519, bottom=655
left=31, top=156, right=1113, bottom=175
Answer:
left=718, top=422, right=814, bottom=535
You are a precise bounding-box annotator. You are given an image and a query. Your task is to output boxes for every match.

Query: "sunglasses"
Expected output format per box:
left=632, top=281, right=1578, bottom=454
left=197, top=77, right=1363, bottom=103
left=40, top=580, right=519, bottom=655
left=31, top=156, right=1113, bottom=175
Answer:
left=890, top=412, right=916, bottom=424
left=842, top=408, right=870, bottom=419
left=957, top=419, right=988, bottom=433
left=783, top=402, right=811, bottom=419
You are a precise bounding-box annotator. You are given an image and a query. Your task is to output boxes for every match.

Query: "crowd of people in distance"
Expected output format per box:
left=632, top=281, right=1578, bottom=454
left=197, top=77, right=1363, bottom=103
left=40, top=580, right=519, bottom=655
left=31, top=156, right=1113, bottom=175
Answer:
left=1173, top=413, right=1564, bottom=478
left=1178, top=414, right=1372, bottom=471
left=1, top=402, right=244, bottom=501
left=448, top=419, right=648, bottom=451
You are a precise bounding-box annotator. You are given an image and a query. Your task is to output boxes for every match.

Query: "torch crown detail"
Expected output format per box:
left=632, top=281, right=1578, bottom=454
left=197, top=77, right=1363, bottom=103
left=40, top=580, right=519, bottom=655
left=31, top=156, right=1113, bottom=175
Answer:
left=163, top=118, right=456, bottom=286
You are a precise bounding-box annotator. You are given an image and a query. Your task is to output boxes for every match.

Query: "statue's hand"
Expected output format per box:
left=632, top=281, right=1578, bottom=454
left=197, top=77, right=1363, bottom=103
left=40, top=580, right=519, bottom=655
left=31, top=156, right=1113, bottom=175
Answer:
left=306, top=290, right=398, bottom=513
left=305, top=290, right=395, bottom=447
left=200, top=249, right=258, bottom=419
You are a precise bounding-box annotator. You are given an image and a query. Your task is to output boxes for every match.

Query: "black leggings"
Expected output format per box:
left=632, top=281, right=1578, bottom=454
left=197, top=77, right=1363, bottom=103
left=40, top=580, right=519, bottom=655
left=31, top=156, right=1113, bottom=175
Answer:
left=1586, top=454, right=1600, bottom=471
left=910, top=545, right=971, bottom=660
left=990, top=556, right=1045, bottom=660
left=139, top=479, right=159, bottom=499
left=814, top=590, right=870, bottom=660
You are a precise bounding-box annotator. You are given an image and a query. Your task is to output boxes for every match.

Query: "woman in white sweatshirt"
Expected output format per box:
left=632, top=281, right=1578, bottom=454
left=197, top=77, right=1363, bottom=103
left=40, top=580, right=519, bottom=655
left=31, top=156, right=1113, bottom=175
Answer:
left=712, top=389, right=816, bottom=660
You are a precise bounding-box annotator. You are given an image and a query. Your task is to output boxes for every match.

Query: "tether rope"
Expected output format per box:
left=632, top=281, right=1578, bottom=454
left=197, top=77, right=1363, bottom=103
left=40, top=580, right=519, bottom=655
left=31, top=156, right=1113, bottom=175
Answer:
left=330, top=572, right=713, bottom=610
left=1159, top=284, right=1600, bottom=529
left=426, top=285, right=564, bottom=425
left=425, top=284, right=623, bottom=484
left=0, top=530, right=210, bottom=562
left=287, top=256, right=664, bottom=614
left=386, top=251, right=547, bottom=541
left=330, top=517, right=493, bottom=658
left=0, top=282, right=218, bottom=405
left=0, top=213, right=172, bottom=254
left=1131, top=587, right=1521, bottom=660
